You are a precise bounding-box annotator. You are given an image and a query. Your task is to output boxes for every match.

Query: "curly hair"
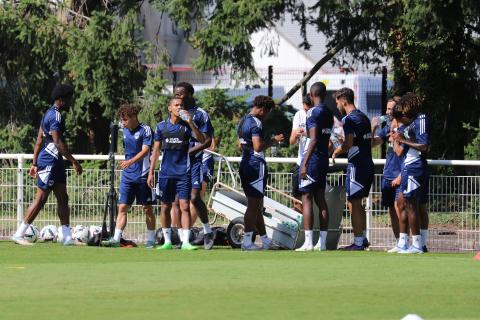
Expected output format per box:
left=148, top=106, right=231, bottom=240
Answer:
left=396, top=92, right=421, bottom=119
left=51, top=84, right=74, bottom=101
left=253, top=95, right=275, bottom=111
left=118, top=104, right=140, bottom=119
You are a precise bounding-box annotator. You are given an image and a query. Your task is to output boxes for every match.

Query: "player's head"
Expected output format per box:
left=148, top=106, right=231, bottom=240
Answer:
left=392, top=92, right=420, bottom=125
left=334, top=87, right=354, bottom=115
left=118, top=104, right=140, bottom=129
left=51, top=84, right=74, bottom=110
left=252, top=95, right=275, bottom=120
left=386, top=98, right=397, bottom=117
left=309, top=82, right=327, bottom=103
left=174, top=82, right=195, bottom=108
left=168, top=97, right=183, bottom=119
left=302, top=94, right=313, bottom=111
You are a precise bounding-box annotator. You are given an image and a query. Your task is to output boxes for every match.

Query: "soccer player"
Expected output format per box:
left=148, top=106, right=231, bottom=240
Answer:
left=289, top=95, right=313, bottom=213
left=332, top=87, right=374, bottom=250
left=102, top=104, right=156, bottom=248
left=199, top=136, right=219, bottom=201
left=296, top=83, right=333, bottom=251
left=11, top=84, right=82, bottom=246
left=392, top=93, right=431, bottom=254
left=172, top=82, right=215, bottom=249
left=147, top=97, right=205, bottom=250
left=237, top=95, right=283, bottom=250
left=371, top=97, right=404, bottom=251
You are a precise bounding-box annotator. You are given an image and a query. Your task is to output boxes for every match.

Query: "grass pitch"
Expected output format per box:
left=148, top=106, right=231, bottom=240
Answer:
left=1, top=242, right=479, bottom=320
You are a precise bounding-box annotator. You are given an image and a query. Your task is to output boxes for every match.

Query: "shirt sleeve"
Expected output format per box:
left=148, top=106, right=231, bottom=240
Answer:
left=416, top=116, right=430, bottom=145
left=194, top=111, right=209, bottom=134
left=342, top=116, right=354, bottom=136
left=49, top=111, right=62, bottom=133
left=306, top=108, right=317, bottom=130
left=154, top=123, right=163, bottom=142
left=292, top=112, right=300, bottom=129
left=251, top=120, right=263, bottom=138
left=142, top=126, right=153, bottom=146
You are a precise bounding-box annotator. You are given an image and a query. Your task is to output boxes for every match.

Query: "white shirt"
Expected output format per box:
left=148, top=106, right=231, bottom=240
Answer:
left=292, top=109, right=310, bottom=165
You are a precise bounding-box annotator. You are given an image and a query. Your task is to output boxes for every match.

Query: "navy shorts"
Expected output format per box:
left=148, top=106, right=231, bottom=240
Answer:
left=119, top=181, right=154, bottom=206
left=190, top=157, right=204, bottom=190
left=346, top=163, right=373, bottom=200
left=37, top=160, right=66, bottom=190
left=239, top=159, right=268, bottom=198
left=201, top=157, right=214, bottom=183
left=291, top=165, right=301, bottom=198
left=157, top=176, right=191, bottom=204
left=400, top=172, right=428, bottom=203
left=381, top=177, right=400, bottom=207
left=298, top=156, right=328, bottom=194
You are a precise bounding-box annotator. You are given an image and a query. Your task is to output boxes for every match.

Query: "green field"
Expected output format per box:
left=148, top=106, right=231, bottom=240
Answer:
left=1, top=242, right=479, bottom=320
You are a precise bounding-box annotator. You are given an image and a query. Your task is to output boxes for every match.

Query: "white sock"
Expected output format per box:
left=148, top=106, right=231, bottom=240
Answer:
left=162, top=228, right=172, bottom=244
left=62, top=225, right=72, bottom=242
left=318, top=231, right=327, bottom=249
left=354, top=236, right=364, bottom=246
left=398, top=233, right=408, bottom=248
left=243, top=231, right=253, bottom=246
left=113, top=228, right=122, bottom=242
left=147, top=230, right=155, bottom=243
left=203, top=223, right=212, bottom=234
left=412, top=235, right=421, bottom=249
left=178, top=228, right=184, bottom=242
left=420, top=229, right=428, bottom=247
left=14, top=222, right=30, bottom=237
left=304, top=230, right=313, bottom=247
left=183, top=229, right=191, bottom=244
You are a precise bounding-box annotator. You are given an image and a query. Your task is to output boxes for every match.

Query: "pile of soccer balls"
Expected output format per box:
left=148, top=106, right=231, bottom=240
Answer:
left=24, top=224, right=103, bottom=245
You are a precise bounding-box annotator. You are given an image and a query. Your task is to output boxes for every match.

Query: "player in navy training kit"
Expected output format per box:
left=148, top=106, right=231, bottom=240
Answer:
left=12, top=84, right=82, bottom=246
left=332, top=88, right=374, bottom=250
left=371, top=97, right=404, bottom=250
left=172, top=82, right=215, bottom=250
left=148, top=98, right=205, bottom=251
left=102, top=104, right=156, bottom=248
left=392, top=93, right=431, bottom=254
left=237, top=96, right=284, bottom=250
left=296, top=82, right=333, bottom=251
left=199, top=136, right=219, bottom=201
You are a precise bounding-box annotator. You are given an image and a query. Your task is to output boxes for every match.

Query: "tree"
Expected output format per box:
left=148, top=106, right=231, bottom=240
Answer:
left=152, top=0, right=480, bottom=160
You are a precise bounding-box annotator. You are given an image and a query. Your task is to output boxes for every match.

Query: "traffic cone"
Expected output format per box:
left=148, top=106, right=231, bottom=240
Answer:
left=475, top=252, right=480, bottom=260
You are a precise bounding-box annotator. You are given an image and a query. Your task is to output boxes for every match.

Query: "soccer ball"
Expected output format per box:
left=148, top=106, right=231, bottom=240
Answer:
left=24, top=225, right=39, bottom=243
left=40, top=225, right=58, bottom=242
left=88, top=225, right=102, bottom=238
left=72, top=225, right=89, bottom=243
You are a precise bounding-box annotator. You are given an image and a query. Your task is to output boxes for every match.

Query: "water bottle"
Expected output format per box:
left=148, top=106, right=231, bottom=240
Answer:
left=379, top=115, right=390, bottom=125
left=330, top=133, right=342, bottom=149
left=179, top=110, right=189, bottom=121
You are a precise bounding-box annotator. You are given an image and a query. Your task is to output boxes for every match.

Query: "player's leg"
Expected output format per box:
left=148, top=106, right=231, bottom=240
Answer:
left=348, top=198, right=367, bottom=250
left=313, top=187, right=329, bottom=251
left=103, top=181, right=133, bottom=247
left=157, top=178, right=174, bottom=250
left=12, top=187, right=50, bottom=245
left=296, top=191, right=314, bottom=251
left=400, top=197, right=422, bottom=253
left=52, top=182, right=76, bottom=245
left=178, top=177, right=197, bottom=250
left=136, top=182, right=156, bottom=248
left=388, top=192, right=409, bottom=252
left=291, top=165, right=302, bottom=213
left=419, top=174, right=429, bottom=252
left=243, top=196, right=263, bottom=250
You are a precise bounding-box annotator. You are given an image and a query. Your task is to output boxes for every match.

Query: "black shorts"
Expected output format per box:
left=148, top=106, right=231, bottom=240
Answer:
left=291, top=165, right=301, bottom=198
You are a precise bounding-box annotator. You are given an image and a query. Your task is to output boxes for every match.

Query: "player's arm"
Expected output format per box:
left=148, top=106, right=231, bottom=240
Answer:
left=331, top=133, right=353, bottom=164
left=120, top=145, right=150, bottom=169
left=394, top=136, right=429, bottom=153
left=186, top=116, right=206, bottom=144
left=188, top=133, right=211, bottom=154
left=147, top=140, right=161, bottom=188
left=393, top=136, right=404, bottom=157
left=299, top=126, right=317, bottom=178
left=51, top=130, right=82, bottom=175
left=252, top=134, right=283, bottom=152
left=29, top=126, right=44, bottom=178
left=391, top=173, right=401, bottom=187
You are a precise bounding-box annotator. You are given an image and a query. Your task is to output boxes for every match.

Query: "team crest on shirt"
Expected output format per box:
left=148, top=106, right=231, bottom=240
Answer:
left=134, top=132, right=141, bottom=139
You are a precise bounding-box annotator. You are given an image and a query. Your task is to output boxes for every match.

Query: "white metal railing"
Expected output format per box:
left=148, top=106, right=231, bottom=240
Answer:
left=0, top=153, right=479, bottom=251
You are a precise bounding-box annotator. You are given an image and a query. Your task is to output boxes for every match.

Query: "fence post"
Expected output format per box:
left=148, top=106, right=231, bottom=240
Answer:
left=366, top=192, right=373, bottom=245
left=381, top=66, right=388, bottom=158
left=268, top=65, right=273, bottom=97
left=16, top=155, right=24, bottom=227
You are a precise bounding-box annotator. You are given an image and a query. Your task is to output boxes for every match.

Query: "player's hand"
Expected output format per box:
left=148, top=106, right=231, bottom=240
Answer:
left=391, top=176, right=401, bottom=187
left=300, top=164, right=307, bottom=179
left=371, top=117, right=379, bottom=130
left=392, top=131, right=404, bottom=142
left=28, top=165, right=37, bottom=178
left=73, top=160, right=83, bottom=175
left=295, top=128, right=304, bottom=138
left=120, top=159, right=132, bottom=169
left=274, top=133, right=284, bottom=143
left=147, top=174, right=154, bottom=188
left=331, top=151, right=338, bottom=165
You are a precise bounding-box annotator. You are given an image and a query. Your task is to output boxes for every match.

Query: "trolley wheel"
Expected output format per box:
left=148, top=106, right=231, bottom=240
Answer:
left=226, top=217, right=256, bottom=249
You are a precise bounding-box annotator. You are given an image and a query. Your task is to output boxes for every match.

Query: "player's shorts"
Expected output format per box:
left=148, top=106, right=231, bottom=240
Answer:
left=291, top=165, right=301, bottom=198
left=119, top=181, right=154, bottom=206
left=298, top=156, right=328, bottom=194
left=239, top=158, right=268, bottom=198
left=381, top=177, right=400, bottom=207
left=157, top=176, right=192, bottom=204
left=401, top=171, right=428, bottom=202
left=346, top=163, right=374, bottom=200
left=37, top=160, right=66, bottom=190
left=201, top=157, right=215, bottom=184
left=190, top=156, right=204, bottom=190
